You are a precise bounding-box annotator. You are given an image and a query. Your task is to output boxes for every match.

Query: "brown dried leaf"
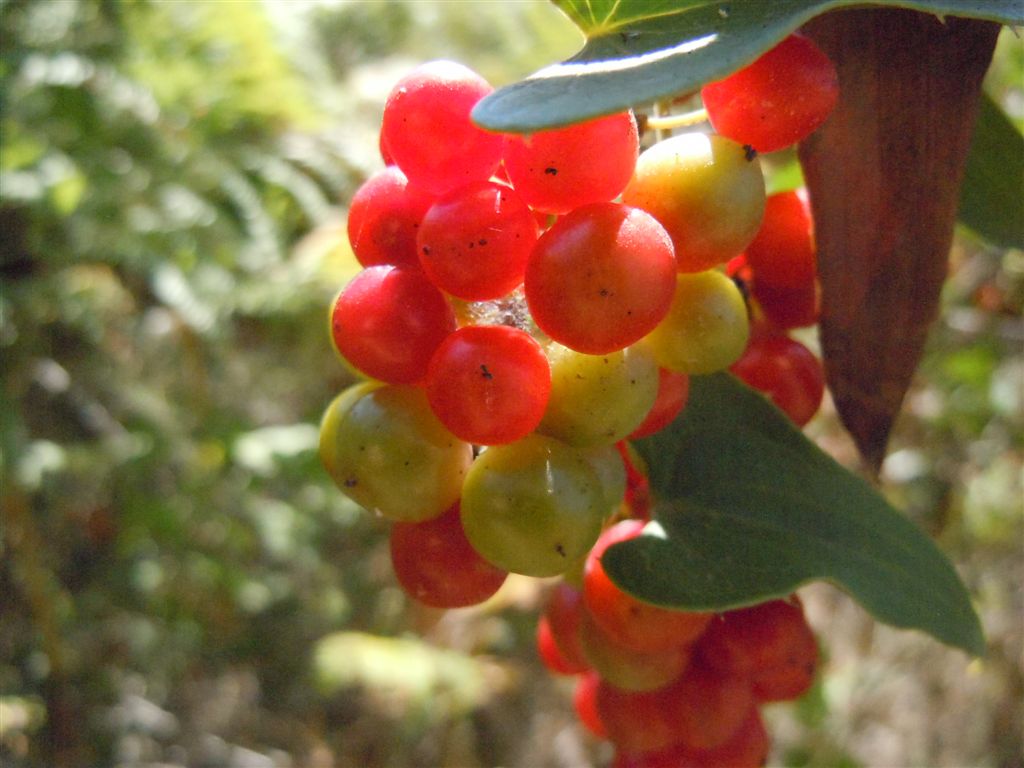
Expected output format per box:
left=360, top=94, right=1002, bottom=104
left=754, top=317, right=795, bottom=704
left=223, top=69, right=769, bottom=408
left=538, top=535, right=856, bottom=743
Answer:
left=798, top=9, right=1000, bottom=473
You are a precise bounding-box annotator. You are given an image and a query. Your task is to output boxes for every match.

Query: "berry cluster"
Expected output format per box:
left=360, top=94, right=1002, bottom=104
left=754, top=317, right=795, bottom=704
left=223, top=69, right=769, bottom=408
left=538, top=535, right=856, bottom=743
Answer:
left=319, top=33, right=837, bottom=764
left=539, top=553, right=818, bottom=768
left=727, top=188, right=826, bottom=427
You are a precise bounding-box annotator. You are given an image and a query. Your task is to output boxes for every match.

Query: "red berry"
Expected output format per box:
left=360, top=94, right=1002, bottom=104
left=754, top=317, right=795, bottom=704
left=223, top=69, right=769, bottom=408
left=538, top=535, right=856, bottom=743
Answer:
left=390, top=503, right=507, bottom=608
left=381, top=61, right=502, bottom=194
left=330, top=265, right=455, bottom=384
left=629, top=369, right=690, bottom=439
left=752, top=277, right=821, bottom=330
left=502, top=111, right=638, bottom=214
left=526, top=203, right=676, bottom=354
left=574, top=670, right=608, bottom=739
left=597, top=665, right=754, bottom=754
left=417, top=180, right=538, bottom=301
left=425, top=325, right=551, bottom=445
left=702, top=34, right=839, bottom=153
left=537, top=615, right=585, bottom=676
left=730, top=334, right=825, bottom=426
left=696, top=597, right=819, bottom=702
left=611, top=706, right=769, bottom=768
left=660, top=664, right=756, bottom=752
left=543, top=582, right=591, bottom=674
left=745, top=189, right=816, bottom=291
left=347, top=167, right=436, bottom=270
left=578, top=609, right=693, bottom=692
left=596, top=678, right=683, bottom=754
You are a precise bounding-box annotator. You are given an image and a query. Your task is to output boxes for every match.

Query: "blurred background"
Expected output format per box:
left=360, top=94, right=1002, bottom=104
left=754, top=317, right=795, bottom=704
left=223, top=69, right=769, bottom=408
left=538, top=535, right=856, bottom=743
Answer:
left=0, top=1, right=1020, bottom=766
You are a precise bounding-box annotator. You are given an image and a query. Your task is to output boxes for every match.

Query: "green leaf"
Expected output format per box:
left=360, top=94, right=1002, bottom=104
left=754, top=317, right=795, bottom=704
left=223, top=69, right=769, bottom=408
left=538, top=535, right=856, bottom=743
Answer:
left=607, top=373, right=985, bottom=656
left=959, top=91, right=1024, bottom=249
left=473, top=0, right=1024, bottom=132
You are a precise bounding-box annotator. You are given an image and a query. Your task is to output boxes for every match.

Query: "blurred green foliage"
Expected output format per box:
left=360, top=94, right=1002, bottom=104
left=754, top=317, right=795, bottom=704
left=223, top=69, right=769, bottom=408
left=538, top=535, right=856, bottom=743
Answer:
left=0, top=2, right=1020, bottom=767
left=0, top=2, right=576, bottom=765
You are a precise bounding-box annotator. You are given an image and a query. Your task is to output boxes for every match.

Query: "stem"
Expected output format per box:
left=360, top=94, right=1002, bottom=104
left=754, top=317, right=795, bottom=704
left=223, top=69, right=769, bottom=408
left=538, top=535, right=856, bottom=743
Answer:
left=646, top=108, right=709, bottom=133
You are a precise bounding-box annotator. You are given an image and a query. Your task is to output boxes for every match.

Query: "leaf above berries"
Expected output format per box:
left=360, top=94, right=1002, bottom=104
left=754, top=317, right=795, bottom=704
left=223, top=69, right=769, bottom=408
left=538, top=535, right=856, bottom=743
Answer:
left=472, top=0, right=1023, bottom=132
left=609, top=373, right=985, bottom=657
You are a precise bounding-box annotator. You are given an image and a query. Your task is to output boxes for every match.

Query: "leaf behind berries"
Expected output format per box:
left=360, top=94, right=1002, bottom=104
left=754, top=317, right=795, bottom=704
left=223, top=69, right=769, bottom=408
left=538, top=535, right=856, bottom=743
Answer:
left=798, top=10, right=1000, bottom=470
left=609, top=373, right=985, bottom=657
left=472, top=0, right=1023, bottom=132
left=959, top=91, right=1024, bottom=250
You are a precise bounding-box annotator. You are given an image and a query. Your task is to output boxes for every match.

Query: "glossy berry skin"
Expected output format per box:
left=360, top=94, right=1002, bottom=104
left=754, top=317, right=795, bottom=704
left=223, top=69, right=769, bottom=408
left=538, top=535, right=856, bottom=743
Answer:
left=502, top=111, right=639, bottom=214
left=702, top=33, right=839, bottom=153
left=584, top=520, right=712, bottom=653
left=596, top=665, right=754, bottom=754
left=596, top=677, right=685, bottom=755
left=697, top=597, right=818, bottom=702
left=330, top=265, right=456, bottom=384
left=611, top=706, right=769, bottom=768
left=617, top=441, right=652, bottom=520
left=320, top=384, right=472, bottom=522
left=629, top=369, right=690, bottom=439
left=752, top=276, right=820, bottom=330
left=426, top=325, right=551, bottom=445
left=578, top=609, right=692, bottom=692
left=319, top=381, right=381, bottom=484
left=574, top=671, right=607, bottom=739
left=525, top=203, right=677, bottom=354
left=381, top=60, right=502, bottom=194
left=543, top=582, right=591, bottom=674
left=622, top=133, right=765, bottom=273
left=745, top=188, right=816, bottom=290
left=644, top=270, right=750, bottom=375
left=539, top=343, right=659, bottom=448
left=347, top=166, right=436, bottom=269
left=459, top=434, right=606, bottom=577
left=417, top=181, right=538, bottom=301
left=390, top=503, right=506, bottom=608
left=730, top=334, right=825, bottom=426
left=580, top=443, right=628, bottom=516
left=537, top=615, right=585, bottom=676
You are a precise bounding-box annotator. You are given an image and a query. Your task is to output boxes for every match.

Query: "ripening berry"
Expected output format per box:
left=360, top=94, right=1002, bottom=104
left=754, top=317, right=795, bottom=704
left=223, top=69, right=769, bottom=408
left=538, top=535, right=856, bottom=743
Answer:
left=390, top=503, right=507, bottom=608
left=539, top=343, right=660, bottom=448
left=584, top=520, right=712, bottom=653
left=580, top=443, right=629, bottom=516
left=320, top=384, right=472, bottom=522
left=577, top=609, right=693, bottom=692
left=622, top=133, right=766, bottom=272
left=460, top=434, right=606, bottom=577
left=644, top=270, right=750, bottom=375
